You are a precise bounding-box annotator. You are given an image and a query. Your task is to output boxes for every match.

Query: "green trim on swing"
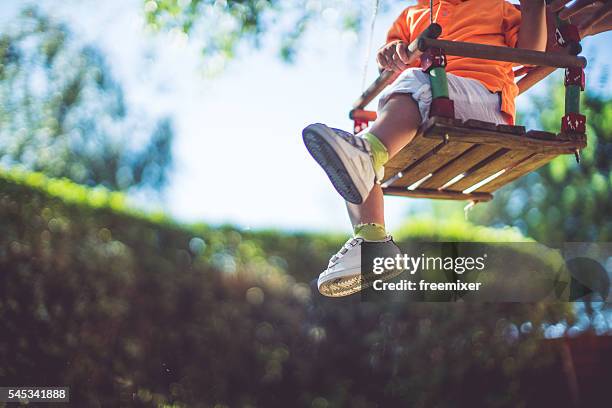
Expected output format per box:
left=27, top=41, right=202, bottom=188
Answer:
left=429, top=67, right=449, bottom=99
left=565, top=85, right=581, bottom=114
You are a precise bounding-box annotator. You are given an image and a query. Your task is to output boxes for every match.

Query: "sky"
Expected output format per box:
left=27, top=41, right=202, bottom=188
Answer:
left=2, top=0, right=611, bottom=233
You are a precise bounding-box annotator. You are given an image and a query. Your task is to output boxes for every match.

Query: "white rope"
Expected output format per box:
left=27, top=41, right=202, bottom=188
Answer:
left=359, top=0, right=434, bottom=91
left=430, top=0, right=434, bottom=24
left=360, top=0, right=381, bottom=91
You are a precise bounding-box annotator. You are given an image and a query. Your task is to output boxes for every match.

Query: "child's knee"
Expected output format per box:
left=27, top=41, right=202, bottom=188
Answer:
left=378, top=93, right=421, bottom=122
left=384, top=93, right=417, bottom=108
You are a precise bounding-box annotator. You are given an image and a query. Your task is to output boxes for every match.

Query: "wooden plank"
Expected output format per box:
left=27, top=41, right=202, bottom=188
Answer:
left=420, top=144, right=503, bottom=189
left=424, top=121, right=586, bottom=153
left=477, top=153, right=558, bottom=193
left=447, top=149, right=532, bottom=192
left=556, top=132, right=587, bottom=144
left=382, top=134, right=442, bottom=183
left=518, top=66, right=556, bottom=95
left=461, top=119, right=525, bottom=136
left=525, top=130, right=586, bottom=144
left=352, top=70, right=395, bottom=110
left=383, top=187, right=493, bottom=202
left=525, top=130, right=558, bottom=140
left=418, top=38, right=587, bottom=68
left=497, top=123, right=526, bottom=135
left=422, top=116, right=464, bottom=130
left=463, top=119, right=498, bottom=131
left=390, top=140, right=473, bottom=188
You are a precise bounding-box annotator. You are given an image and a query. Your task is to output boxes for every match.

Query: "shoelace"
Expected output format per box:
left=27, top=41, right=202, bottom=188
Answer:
left=331, top=128, right=371, bottom=155
left=329, top=237, right=363, bottom=266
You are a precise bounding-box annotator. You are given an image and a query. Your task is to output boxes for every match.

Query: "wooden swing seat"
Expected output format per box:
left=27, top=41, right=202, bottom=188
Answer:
left=381, top=116, right=586, bottom=202
left=350, top=17, right=588, bottom=203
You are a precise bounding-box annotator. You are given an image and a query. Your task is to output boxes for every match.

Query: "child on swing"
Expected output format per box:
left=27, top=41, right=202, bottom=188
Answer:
left=303, top=0, right=548, bottom=297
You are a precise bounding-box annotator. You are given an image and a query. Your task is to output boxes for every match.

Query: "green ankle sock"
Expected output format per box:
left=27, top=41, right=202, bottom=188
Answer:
left=362, top=132, right=389, bottom=178
left=354, top=223, right=387, bottom=241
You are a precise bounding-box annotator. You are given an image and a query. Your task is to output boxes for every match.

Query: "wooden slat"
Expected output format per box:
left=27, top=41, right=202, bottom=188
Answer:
left=497, top=123, right=526, bottom=135
left=463, top=119, right=526, bottom=136
left=524, top=130, right=586, bottom=144
left=352, top=70, right=395, bottom=110
left=447, top=149, right=532, bottom=192
left=555, top=132, right=587, bottom=144
left=463, top=119, right=498, bottom=131
left=418, top=38, right=587, bottom=68
left=383, top=187, right=493, bottom=202
left=525, top=130, right=558, bottom=140
left=421, top=116, right=465, bottom=131
left=477, top=153, right=558, bottom=193
left=390, top=141, right=472, bottom=188
left=422, top=118, right=586, bottom=153
left=420, top=144, right=503, bottom=189
left=518, top=66, right=556, bottom=95
left=382, top=134, right=441, bottom=183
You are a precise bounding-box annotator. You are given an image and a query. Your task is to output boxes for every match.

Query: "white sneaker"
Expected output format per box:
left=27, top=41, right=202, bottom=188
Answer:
left=318, top=236, right=403, bottom=297
left=302, top=123, right=377, bottom=205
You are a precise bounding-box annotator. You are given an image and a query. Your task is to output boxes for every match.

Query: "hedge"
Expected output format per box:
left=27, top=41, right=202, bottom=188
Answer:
left=0, top=168, right=575, bottom=407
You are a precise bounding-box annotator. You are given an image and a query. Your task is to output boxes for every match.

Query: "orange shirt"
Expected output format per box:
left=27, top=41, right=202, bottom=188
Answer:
left=387, top=0, right=522, bottom=124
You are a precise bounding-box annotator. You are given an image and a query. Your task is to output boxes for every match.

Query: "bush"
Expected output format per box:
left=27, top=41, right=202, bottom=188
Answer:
left=0, top=168, right=574, bottom=407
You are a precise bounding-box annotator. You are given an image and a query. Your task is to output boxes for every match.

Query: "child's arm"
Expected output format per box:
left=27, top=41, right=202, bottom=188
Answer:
left=517, top=0, right=547, bottom=51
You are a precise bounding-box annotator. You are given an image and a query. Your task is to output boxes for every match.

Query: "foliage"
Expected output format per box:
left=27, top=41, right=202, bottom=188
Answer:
left=474, top=79, right=612, bottom=242
left=143, top=0, right=368, bottom=65
left=394, top=216, right=531, bottom=243
left=0, top=167, right=579, bottom=407
left=0, top=8, right=174, bottom=191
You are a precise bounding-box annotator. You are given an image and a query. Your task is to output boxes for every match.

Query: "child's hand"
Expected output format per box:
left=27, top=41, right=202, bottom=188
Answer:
left=376, top=41, right=412, bottom=73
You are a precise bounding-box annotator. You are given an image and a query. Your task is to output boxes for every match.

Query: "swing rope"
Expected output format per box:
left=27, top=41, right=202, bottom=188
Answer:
left=430, top=0, right=434, bottom=24
left=360, top=0, right=381, bottom=91
left=360, top=0, right=435, bottom=91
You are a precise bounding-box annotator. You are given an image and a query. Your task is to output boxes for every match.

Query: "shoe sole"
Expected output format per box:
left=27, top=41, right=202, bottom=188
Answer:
left=302, top=124, right=364, bottom=205
left=318, top=267, right=405, bottom=297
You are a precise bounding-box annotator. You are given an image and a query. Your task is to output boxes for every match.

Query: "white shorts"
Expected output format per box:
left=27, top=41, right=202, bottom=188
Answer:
left=378, top=68, right=507, bottom=125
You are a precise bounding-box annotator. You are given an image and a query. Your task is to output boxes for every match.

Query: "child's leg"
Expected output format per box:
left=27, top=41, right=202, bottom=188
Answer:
left=304, top=92, right=420, bottom=296
left=349, top=93, right=422, bottom=238
left=346, top=184, right=384, bottom=226
left=303, top=89, right=422, bottom=234
left=368, top=93, right=423, bottom=158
